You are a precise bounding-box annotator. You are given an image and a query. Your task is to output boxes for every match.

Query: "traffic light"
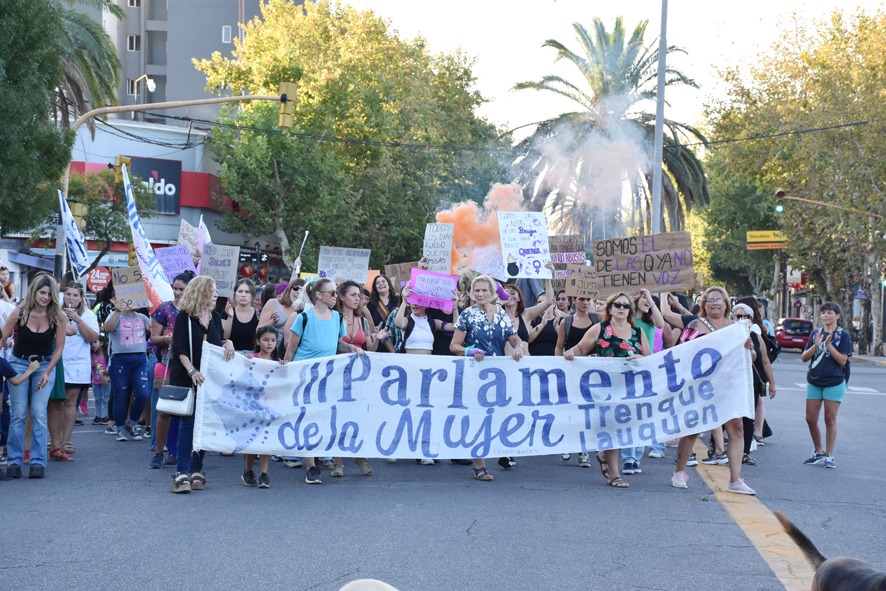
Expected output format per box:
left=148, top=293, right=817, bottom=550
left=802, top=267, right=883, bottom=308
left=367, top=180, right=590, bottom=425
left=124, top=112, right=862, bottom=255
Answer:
left=128, top=242, right=138, bottom=266
left=115, top=155, right=132, bottom=183
left=69, top=202, right=88, bottom=232
left=774, top=201, right=785, bottom=214
left=774, top=189, right=786, bottom=214
left=278, top=82, right=297, bottom=130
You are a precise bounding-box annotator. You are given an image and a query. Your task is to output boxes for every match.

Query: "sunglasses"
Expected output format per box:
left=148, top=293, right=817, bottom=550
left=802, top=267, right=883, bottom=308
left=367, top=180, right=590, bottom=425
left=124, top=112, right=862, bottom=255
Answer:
left=706, top=298, right=725, bottom=304
left=611, top=302, right=631, bottom=310
left=735, top=314, right=750, bottom=319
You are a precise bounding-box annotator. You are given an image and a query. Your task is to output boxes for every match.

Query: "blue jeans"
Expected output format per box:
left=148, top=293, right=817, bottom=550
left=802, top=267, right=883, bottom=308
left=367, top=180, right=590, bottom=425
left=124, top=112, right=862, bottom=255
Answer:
left=621, top=446, right=646, bottom=464
left=109, top=353, right=149, bottom=431
left=7, top=356, right=56, bottom=467
left=648, top=442, right=666, bottom=456
left=91, top=383, right=110, bottom=418
left=1, top=381, right=9, bottom=447
left=176, top=414, right=204, bottom=474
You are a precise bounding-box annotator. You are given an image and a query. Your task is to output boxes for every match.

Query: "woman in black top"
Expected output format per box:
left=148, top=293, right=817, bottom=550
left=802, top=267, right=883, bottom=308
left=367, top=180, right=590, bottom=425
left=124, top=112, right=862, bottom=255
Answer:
left=368, top=275, right=400, bottom=330
left=168, top=276, right=234, bottom=494
left=529, top=292, right=559, bottom=356
left=223, top=278, right=259, bottom=354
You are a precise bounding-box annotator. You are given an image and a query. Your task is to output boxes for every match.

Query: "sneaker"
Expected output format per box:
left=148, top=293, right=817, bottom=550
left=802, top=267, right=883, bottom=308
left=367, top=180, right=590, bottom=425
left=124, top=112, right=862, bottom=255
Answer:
left=149, top=452, right=165, bottom=469
left=165, top=454, right=177, bottom=466
left=803, top=451, right=826, bottom=465
left=97, top=416, right=109, bottom=425
left=170, top=473, right=191, bottom=494
left=727, top=478, right=756, bottom=495
left=7, top=464, right=22, bottom=479
left=104, top=425, right=117, bottom=435
left=282, top=459, right=304, bottom=469
left=578, top=452, right=591, bottom=468
left=28, top=464, right=45, bottom=479
left=671, top=471, right=689, bottom=489
left=91, top=417, right=103, bottom=426
left=73, top=419, right=84, bottom=426
left=647, top=450, right=665, bottom=459
left=702, top=452, right=729, bottom=465
left=129, top=426, right=143, bottom=441
left=0, top=455, right=6, bottom=467
left=420, top=458, right=435, bottom=465
left=79, top=401, right=89, bottom=415
left=824, top=456, right=836, bottom=469
left=116, top=429, right=129, bottom=442
left=686, top=453, right=698, bottom=467
left=497, top=456, right=516, bottom=469
left=316, top=459, right=335, bottom=470
left=622, top=461, right=636, bottom=475
left=632, top=462, right=642, bottom=474
left=560, top=453, right=573, bottom=463
left=241, top=469, right=257, bottom=487
left=257, top=473, right=271, bottom=488
left=144, top=426, right=151, bottom=438
left=305, top=466, right=322, bottom=484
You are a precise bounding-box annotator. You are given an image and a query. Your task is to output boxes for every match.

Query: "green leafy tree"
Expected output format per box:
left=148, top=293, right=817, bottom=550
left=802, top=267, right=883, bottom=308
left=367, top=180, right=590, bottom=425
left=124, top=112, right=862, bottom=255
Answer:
left=194, top=0, right=505, bottom=267
left=512, top=17, right=708, bottom=246
left=0, top=0, right=73, bottom=233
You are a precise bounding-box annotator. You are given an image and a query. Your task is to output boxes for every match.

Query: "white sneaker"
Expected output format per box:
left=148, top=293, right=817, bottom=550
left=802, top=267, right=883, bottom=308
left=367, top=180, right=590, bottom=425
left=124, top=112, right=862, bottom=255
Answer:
left=647, top=451, right=664, bottom=459
left=671, top=471, right=689, bottom=489
left=727, top=478, right=756, bottom=495
left=560, top=453, right=572, bottom=462
left=578, top=452, right=592, bottom=468
left=420, top=458, right=435, bottom=465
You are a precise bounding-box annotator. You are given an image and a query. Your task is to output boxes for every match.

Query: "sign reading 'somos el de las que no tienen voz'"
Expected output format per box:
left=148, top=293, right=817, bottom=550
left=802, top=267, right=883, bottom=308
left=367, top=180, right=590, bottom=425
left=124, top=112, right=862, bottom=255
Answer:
left=592, top=232, right=694, bottom=298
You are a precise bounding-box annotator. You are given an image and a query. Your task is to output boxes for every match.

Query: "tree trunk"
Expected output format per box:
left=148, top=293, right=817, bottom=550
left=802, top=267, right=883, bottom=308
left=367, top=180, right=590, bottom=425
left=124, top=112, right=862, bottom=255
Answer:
left=871, top=257, right=883, bottom=356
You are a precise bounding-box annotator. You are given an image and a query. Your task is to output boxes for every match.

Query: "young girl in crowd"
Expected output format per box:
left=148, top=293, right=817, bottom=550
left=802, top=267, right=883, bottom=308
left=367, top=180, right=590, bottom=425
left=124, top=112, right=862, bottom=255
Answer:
left=241, top=326, right=279, bottom=489
left=90, top=336, right=110, bottom=425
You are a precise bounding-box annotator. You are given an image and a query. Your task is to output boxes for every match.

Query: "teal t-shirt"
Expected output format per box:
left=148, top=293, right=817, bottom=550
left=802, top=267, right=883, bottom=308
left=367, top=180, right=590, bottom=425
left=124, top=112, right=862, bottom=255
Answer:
left=291, top=308, right=346, bottom=360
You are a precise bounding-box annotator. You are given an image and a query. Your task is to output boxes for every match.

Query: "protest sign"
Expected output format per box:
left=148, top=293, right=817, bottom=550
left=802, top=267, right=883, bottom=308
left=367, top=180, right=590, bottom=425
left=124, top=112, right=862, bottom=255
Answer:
left=497, top=212, right=552, bottom=279
left=318, top=246, right=371, bottom=284
left=200, top=244, right=240, bottom=297
left=565, top=264, right=598, bottom=299
left=469, top=245, right=507, bottom=281
left=111, top=266, right=151, bottom=311
left=407, top=268, right=457, bottom=313
left=155, top=244, right=197, bottom=283
left=195, top=323, right=753, bottom=458
left=384, top=261, right=419, bottom=286
left=592, top=232, right=694, bottom=298
left=365, top=270, right=380, bottom=293
left=178, top=220, right=201, bottom=258
left=422, top=223, right=454, bottom=274
left=549, top=235, right=585, bottom=288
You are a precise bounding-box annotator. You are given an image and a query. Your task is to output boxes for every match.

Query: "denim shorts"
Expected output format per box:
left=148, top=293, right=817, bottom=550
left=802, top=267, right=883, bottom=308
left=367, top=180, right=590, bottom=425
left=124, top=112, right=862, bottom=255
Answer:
left=806, top=382, right=846, bottom=403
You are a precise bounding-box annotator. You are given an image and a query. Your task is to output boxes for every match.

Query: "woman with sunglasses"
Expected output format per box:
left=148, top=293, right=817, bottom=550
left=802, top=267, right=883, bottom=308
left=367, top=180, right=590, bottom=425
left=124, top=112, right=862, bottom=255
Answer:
left=671, top=286, right=756, bottom=495
left=564, top=293, right=650, bottom=489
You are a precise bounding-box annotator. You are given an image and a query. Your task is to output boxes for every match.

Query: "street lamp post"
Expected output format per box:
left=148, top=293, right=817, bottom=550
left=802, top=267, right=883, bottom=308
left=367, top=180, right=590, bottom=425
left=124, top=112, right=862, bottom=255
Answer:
left=131, top=74, right=156, bottom=121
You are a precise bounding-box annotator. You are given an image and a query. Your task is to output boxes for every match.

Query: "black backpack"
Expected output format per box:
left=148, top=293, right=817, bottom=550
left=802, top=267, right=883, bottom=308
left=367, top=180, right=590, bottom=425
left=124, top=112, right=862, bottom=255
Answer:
left=762, top=332, right=780, bottom=363
left=563, top=312, right=600, bottom=337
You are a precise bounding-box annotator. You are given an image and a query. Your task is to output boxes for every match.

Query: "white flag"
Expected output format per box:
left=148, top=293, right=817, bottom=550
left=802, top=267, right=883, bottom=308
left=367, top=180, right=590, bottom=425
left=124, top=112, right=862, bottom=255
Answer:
left=123, top=165, right=174, bottom=310
left=198, top=214, right=213, bottom=245
left=58, top=190, right=90, bottom=276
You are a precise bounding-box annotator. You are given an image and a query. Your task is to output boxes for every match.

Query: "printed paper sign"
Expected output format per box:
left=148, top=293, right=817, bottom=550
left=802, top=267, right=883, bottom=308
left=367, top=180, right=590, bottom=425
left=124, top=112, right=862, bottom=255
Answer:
left=318, top=246, right=371, bottom=285
left=549, top=235, right=585, bottom=288
left=155, top=244, right=197, bottom=283
left=592, top=232, right=694, bottom=298
left=565, top=264, right=598, bottom=299
left=384, top=261, right=419, bottom=286
left=178, top=220, right=201, bottom=259
left=194, top=323, right=754, bottom=458
left=497, top=212, right=552, bottom=279
left=422, top=223, right=454, bottom=274
left=469, top=245, right=507, bottom=281
left=407, top=268, right=457, bottom=313
left=112, top=266, right=151, bottom=311
left=200, top=244, right=241, bottom=297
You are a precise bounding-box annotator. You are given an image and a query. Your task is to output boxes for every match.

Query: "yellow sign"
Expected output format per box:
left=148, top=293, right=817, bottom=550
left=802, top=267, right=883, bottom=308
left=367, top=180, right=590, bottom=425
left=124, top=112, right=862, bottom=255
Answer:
left=747, top=243, right=788, bottom=250
left=746, top=230, right=787, bottom=243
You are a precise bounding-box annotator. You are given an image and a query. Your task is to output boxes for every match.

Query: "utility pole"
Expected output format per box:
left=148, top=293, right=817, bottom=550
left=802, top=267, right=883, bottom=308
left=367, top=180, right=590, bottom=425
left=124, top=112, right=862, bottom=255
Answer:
left=650, top=0, right=668, bottom=235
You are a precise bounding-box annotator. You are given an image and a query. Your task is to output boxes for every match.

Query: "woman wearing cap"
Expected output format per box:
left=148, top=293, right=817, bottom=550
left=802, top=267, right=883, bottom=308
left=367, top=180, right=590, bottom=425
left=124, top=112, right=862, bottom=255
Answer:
left=733, top=298, right=776, bottom=465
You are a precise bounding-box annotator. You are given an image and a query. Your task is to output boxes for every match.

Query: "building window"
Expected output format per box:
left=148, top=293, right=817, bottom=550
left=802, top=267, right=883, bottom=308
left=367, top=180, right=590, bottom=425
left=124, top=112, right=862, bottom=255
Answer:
left=222, top=25, right=232, bottom=44
left=128, top=0, right=140, bottom=6
left=126, top=79, right=137, bottom=96
left=127, top=35, right=141, bottom=52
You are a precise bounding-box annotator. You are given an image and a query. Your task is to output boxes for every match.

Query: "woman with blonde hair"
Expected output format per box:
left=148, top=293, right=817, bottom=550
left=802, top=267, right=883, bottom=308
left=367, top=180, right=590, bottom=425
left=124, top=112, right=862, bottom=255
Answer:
left=0, top=274, right=67, bottom=478
left=168, top=276, right=235, bottom=493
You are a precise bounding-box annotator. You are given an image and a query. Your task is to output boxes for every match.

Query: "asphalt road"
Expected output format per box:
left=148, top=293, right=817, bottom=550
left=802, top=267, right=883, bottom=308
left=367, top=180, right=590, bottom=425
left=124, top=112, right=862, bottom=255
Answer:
left=3, top=351, right=884, bottom=591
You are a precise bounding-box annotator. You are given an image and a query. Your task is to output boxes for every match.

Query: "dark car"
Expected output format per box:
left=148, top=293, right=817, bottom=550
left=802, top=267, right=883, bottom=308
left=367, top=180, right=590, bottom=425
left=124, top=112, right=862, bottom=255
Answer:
left=776, top=318, right=814, bottom=350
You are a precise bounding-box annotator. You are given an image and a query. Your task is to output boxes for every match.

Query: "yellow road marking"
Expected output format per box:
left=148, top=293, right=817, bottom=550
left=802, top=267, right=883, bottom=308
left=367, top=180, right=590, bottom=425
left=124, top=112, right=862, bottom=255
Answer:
left=692, top=440, right=815, bottom=591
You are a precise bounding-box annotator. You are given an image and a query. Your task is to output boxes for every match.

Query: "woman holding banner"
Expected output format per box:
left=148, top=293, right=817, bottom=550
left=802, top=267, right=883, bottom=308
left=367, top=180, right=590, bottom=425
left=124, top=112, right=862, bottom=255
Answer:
left=168, top=276, right=235, bottom=494
left=671, top=286, right=756, bottom=495
left=564, top=292, right=650, bottom=489
left=450, top=274, right=525, bottom=481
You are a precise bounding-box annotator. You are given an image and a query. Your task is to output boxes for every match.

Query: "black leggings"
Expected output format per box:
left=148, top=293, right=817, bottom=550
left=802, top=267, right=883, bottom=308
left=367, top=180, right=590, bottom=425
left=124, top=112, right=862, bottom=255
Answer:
left=742, top=385, right=763, bottom=454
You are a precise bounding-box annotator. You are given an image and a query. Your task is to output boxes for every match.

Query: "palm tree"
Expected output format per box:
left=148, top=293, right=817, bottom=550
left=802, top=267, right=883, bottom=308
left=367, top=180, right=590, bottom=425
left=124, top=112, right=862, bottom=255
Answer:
left=512, top=17, right=708, bottom=246
left=54, top=0, right=123, bottom=135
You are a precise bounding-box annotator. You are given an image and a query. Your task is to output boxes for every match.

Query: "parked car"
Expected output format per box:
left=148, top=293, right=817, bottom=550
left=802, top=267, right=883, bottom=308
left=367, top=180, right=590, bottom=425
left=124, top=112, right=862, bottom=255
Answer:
left=776, top=317, right=814, bottom=350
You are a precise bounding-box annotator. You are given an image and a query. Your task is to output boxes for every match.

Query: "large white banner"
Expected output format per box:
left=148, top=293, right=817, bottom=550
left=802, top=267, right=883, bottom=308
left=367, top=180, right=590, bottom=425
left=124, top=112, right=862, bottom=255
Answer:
left=195, top=323, right=753, bottom=459
left=123, top=165, right=174, bottom=311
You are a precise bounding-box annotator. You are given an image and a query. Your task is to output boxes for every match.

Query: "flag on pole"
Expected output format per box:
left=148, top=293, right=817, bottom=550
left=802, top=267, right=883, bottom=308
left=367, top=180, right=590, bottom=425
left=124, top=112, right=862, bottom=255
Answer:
left=123, top=165, right=173, bottom=311
left=198, top=214, right=213, bottom=245
left=58, top=190, right=90, bottom=277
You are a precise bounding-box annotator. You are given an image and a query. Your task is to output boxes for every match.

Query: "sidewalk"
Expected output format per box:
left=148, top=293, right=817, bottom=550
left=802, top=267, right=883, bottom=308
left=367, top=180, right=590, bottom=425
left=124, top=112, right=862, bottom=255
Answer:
left=852, top=354, right=886, bottom=367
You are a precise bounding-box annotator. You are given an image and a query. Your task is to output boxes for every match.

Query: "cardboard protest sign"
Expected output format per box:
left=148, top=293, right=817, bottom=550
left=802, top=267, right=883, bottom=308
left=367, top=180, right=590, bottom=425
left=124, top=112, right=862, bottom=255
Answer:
left=469, top=245, right=507, bottom=281
left=155, top=244, right=197, bottom=283
left=318, top=246, right=371, bottom=285
left=407, top=268, right=457, bottom=313
left=365, top=270, right=380, bottom=293
left=592, top=232, right=694, bottom=298
left=111, top=266, right=151, bottom=311
left=565, top=264, right=598, bottom=299
left=178, top=220, right=201, bottom=258
left=384, top=261, right=419, bottom=286
left=497, top=212, right=552, bottom=279
left=200, top=244, right=240, bottom=297
left=422, top=223, right=454, bottom=274
left=549, top=235, right=585, bottom=288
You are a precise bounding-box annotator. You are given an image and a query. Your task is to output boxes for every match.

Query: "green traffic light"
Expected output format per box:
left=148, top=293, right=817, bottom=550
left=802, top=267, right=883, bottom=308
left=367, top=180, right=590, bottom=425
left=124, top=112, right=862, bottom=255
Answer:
left=774, top=202, right=785, bottom=214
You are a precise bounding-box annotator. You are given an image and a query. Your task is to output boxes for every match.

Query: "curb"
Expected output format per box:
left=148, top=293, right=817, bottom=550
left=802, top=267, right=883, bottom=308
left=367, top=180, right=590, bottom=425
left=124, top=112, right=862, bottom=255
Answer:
left=852, top=356, right=886, bottom=367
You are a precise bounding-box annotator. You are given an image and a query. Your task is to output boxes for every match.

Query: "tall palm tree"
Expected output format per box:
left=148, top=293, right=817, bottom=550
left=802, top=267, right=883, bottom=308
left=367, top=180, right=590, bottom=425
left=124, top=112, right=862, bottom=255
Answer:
left=55, top=0, right=122, bottom=135
left=512, top=17, right=708, bottom=246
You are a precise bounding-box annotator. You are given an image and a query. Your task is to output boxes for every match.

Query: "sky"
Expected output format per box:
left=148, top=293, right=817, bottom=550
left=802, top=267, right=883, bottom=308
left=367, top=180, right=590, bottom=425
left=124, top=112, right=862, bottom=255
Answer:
left=341, top=1, right=883, bottom=135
